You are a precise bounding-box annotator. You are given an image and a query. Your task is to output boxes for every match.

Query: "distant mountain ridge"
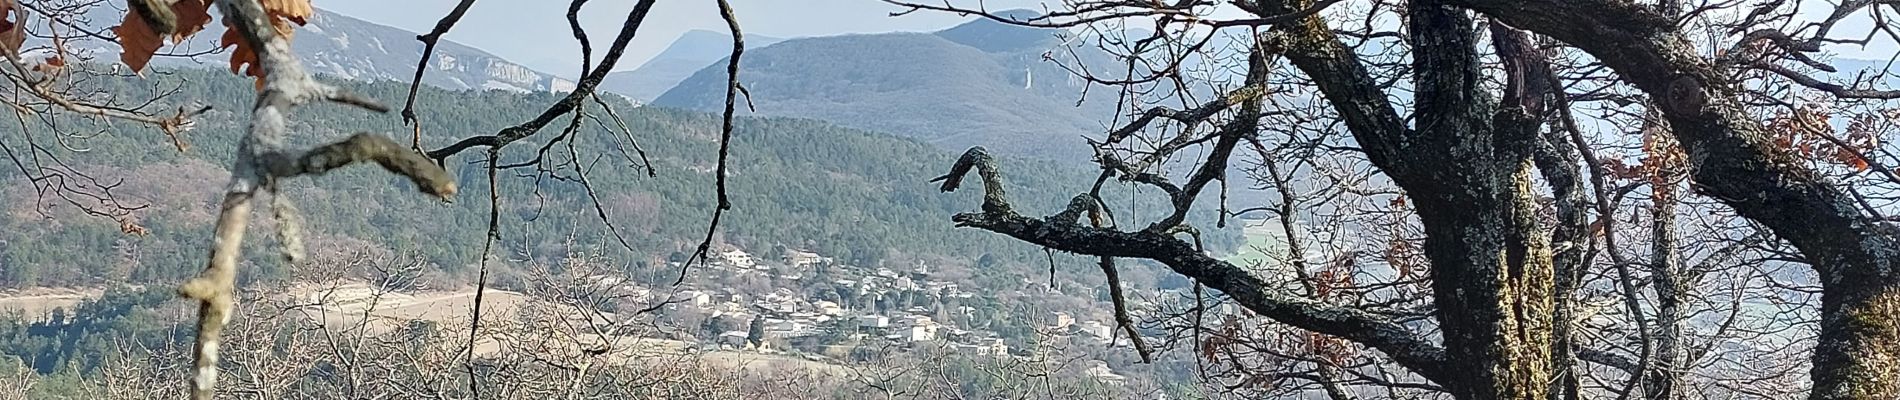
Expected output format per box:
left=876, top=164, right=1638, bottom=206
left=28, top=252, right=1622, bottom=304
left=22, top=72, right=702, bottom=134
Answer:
left=599, top=30, right=786, bottom=103
left=72, top=7, right=573, bottom=94
left=650, top=11, right=1122, bottom=160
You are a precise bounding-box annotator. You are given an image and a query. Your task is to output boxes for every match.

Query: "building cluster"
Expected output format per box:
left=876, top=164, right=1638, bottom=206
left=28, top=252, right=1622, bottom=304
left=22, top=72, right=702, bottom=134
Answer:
left=673, top=246, right=1009, bottom=357
left=1044, top=311, right=1130, bottom=347
left=635, top=245, right=1214, bottom=389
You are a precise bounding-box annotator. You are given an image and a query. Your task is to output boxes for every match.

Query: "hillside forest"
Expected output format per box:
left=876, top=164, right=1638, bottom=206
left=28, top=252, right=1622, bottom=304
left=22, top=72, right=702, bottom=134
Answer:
left=1, top=0, right=1900, bottom=400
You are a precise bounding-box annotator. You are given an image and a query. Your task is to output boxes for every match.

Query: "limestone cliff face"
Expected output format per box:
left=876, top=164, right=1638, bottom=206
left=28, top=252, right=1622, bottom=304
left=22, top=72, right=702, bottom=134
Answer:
left=293, top=9, right=567, bottom=93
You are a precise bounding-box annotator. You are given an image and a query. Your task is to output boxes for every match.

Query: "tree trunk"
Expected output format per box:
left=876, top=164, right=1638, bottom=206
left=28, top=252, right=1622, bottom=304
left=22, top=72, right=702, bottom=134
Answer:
left=1258, top=1, right=1559, bottom=397
left=1646, top=118, right=1687, bottom=400
left=1497, top=22, right=1590, bottom=397
left=1445, top=1, right=1900, bottom=398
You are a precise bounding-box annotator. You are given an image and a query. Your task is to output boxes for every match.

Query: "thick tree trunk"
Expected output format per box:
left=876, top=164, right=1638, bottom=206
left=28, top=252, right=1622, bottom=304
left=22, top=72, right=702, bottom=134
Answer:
left=1268, top=1, right=1557, bottom=397
left=1814, top=277, right=1900, bottom=399
left=1493, top=22, right=1589, bottom=400
left=1404, top=5, right=1555, bottom=398
left=1443, top=1, right=1900, bottom=398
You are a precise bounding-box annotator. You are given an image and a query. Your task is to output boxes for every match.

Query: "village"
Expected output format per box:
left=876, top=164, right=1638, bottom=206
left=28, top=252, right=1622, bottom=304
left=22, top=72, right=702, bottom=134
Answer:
left=650, top=245, right=1144, bottom=384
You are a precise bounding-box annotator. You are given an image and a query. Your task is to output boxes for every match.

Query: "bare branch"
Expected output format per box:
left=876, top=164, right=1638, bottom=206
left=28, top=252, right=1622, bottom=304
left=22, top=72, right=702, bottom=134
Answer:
left=178, top=1, right=456, bottom=398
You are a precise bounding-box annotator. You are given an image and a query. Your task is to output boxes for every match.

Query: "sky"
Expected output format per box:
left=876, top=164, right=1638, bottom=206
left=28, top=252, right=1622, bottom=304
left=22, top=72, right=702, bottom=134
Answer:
left=313, top=0, right=1897, bottom=79
left=316, top=0, right=1044, bottom=77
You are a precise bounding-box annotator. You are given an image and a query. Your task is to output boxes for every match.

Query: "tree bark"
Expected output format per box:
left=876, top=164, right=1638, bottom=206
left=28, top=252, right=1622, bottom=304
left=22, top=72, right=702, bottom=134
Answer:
left=1445, top=1, right=1900, bottom=398
left=1400, top=4, right=1554, bottom=398
left=1175, top=0, right=1561, bottom=397
left=1646, top=115, right=1688, bottom=400
left=1492, top=21, right=1587, bottom=400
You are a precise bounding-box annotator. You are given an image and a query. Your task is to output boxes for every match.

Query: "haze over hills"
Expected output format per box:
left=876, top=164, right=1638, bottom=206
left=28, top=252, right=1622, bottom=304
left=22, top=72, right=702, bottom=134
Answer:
left=75, top=8, right=574, bottom=94
left=652, top=11, right=1123, bottom=160
left=598, top=30, right=786, bottom=102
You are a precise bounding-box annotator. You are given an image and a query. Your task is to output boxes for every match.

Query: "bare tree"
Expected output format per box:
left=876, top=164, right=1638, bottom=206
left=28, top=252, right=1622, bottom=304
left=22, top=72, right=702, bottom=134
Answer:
left=897, top=0, right=1899, bottom=399
left=0, top=0, right=759, bottom=396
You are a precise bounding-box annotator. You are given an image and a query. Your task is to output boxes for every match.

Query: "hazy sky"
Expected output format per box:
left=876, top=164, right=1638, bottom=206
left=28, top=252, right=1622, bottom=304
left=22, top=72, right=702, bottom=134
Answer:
left=316, top=0, right=1043, bottom=77
left=314, top=0, right=1897, bottom=78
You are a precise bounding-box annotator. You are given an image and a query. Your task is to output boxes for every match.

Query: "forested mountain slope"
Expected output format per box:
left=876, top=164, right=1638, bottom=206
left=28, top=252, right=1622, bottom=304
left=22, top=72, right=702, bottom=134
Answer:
left=0, top=67, right=1236, bottom=289
left=653, top=13, right=1121, bottom=160
left=599, top=30, right=786, bottom=102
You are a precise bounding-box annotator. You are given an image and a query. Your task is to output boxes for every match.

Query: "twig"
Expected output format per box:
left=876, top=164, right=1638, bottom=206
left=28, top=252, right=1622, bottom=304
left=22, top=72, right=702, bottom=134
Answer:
left=464, top=149, right=500, bottom=397
left=424, top=0, right=660, bottom=161
left=678, top=0, right=745, bottom=284
left=400, top=0, right=479, bottom=150
left=181, top=1, right=455, bottom=399
left=1098, top=256, right=1154, bottom=362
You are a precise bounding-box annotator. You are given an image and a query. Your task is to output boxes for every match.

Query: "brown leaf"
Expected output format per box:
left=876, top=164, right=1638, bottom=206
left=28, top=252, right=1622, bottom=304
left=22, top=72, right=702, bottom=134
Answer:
left=219, top=27, right=262, bottom=86
left=114, top=0, right=214, bottom=74
left=1837, top=147, right=1871, bottom=171
left=113, top=11, right=162, bottom=73
left=263, top=0, right=313, bottom=24
left=170, top=0, right=212, bottom=41
left=119, top=219, right=150, bottom=236
left=0, top=0, right=23, bottom=56
left=33, top=55, right=64, bottom=73
left=216, top=0, right=308, bottom=89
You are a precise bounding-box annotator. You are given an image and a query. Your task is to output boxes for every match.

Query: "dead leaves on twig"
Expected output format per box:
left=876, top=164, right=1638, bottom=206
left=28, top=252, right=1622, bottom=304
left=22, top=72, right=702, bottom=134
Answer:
left=119, top=218, right=150, bottom=236
left=1767, top=102, right=1882, bottom=172
left=114, top=0, right=209, bottom=73
left=114, top=0, right=313, bottom=88
left=0, top=0, right=25, bottom=55
left=160, top=105, right=212, bottom=151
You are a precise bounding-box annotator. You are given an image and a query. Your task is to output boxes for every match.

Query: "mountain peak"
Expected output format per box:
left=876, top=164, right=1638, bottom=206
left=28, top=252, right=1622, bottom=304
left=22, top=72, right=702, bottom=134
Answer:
left=660, top=30, right=787, bottom=62
left=934, top=11, right=1059, bottom=53
left=595, top=30, right=788, bottom=102
left=653, top=28, right=1121, bottom=161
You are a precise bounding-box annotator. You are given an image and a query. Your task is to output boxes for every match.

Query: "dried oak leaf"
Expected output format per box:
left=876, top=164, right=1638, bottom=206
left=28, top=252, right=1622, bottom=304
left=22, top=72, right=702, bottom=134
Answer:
left=114, top=0, right=213, bottom=74
left=219, top=0, right=309, bottom=89
left=119, top=218, right=150, bottom=236
left=171, top=0, right=213, bottom=41
left=263, top=0, right=313, bottom=26
left=0, top=0, right=25, bottom=56
left=33, top=55, right=64, bottom=73
left=218, top=27, right=261, bottom=87
left=1837, top=147, right=1871, bottom=171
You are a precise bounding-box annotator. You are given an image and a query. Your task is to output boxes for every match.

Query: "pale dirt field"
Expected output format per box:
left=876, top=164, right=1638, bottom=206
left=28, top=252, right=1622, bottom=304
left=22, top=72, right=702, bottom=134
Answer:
left=283, top=283, right=845, bottom=375
left=0, top=284, right=844, bottom=375
left=0, top=287, right=104, bottom=320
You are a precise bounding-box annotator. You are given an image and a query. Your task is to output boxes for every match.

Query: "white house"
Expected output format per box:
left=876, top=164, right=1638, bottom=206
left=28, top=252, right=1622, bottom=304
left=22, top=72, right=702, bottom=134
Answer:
left=717, top=331, right=751, bottom=349
left=1079, top=321, right=1112, bottom=342
left=783, top=249, right=832, bottom=267
left=676, top=290, right=711, bottom=307
left=720, top=248, right=756, bottom=269
left=816, top=301, right=845, bottom=316
left=903, top=324, right=937, bottom=342
left=1048, top=312, right=1074, bottom=330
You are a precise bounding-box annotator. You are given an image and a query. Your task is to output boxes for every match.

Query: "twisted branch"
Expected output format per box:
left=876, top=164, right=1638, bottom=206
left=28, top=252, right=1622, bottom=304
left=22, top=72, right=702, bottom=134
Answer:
left=934, top=146, right=1450, bottom=384
left=179, top=1, right=455, bottom=398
